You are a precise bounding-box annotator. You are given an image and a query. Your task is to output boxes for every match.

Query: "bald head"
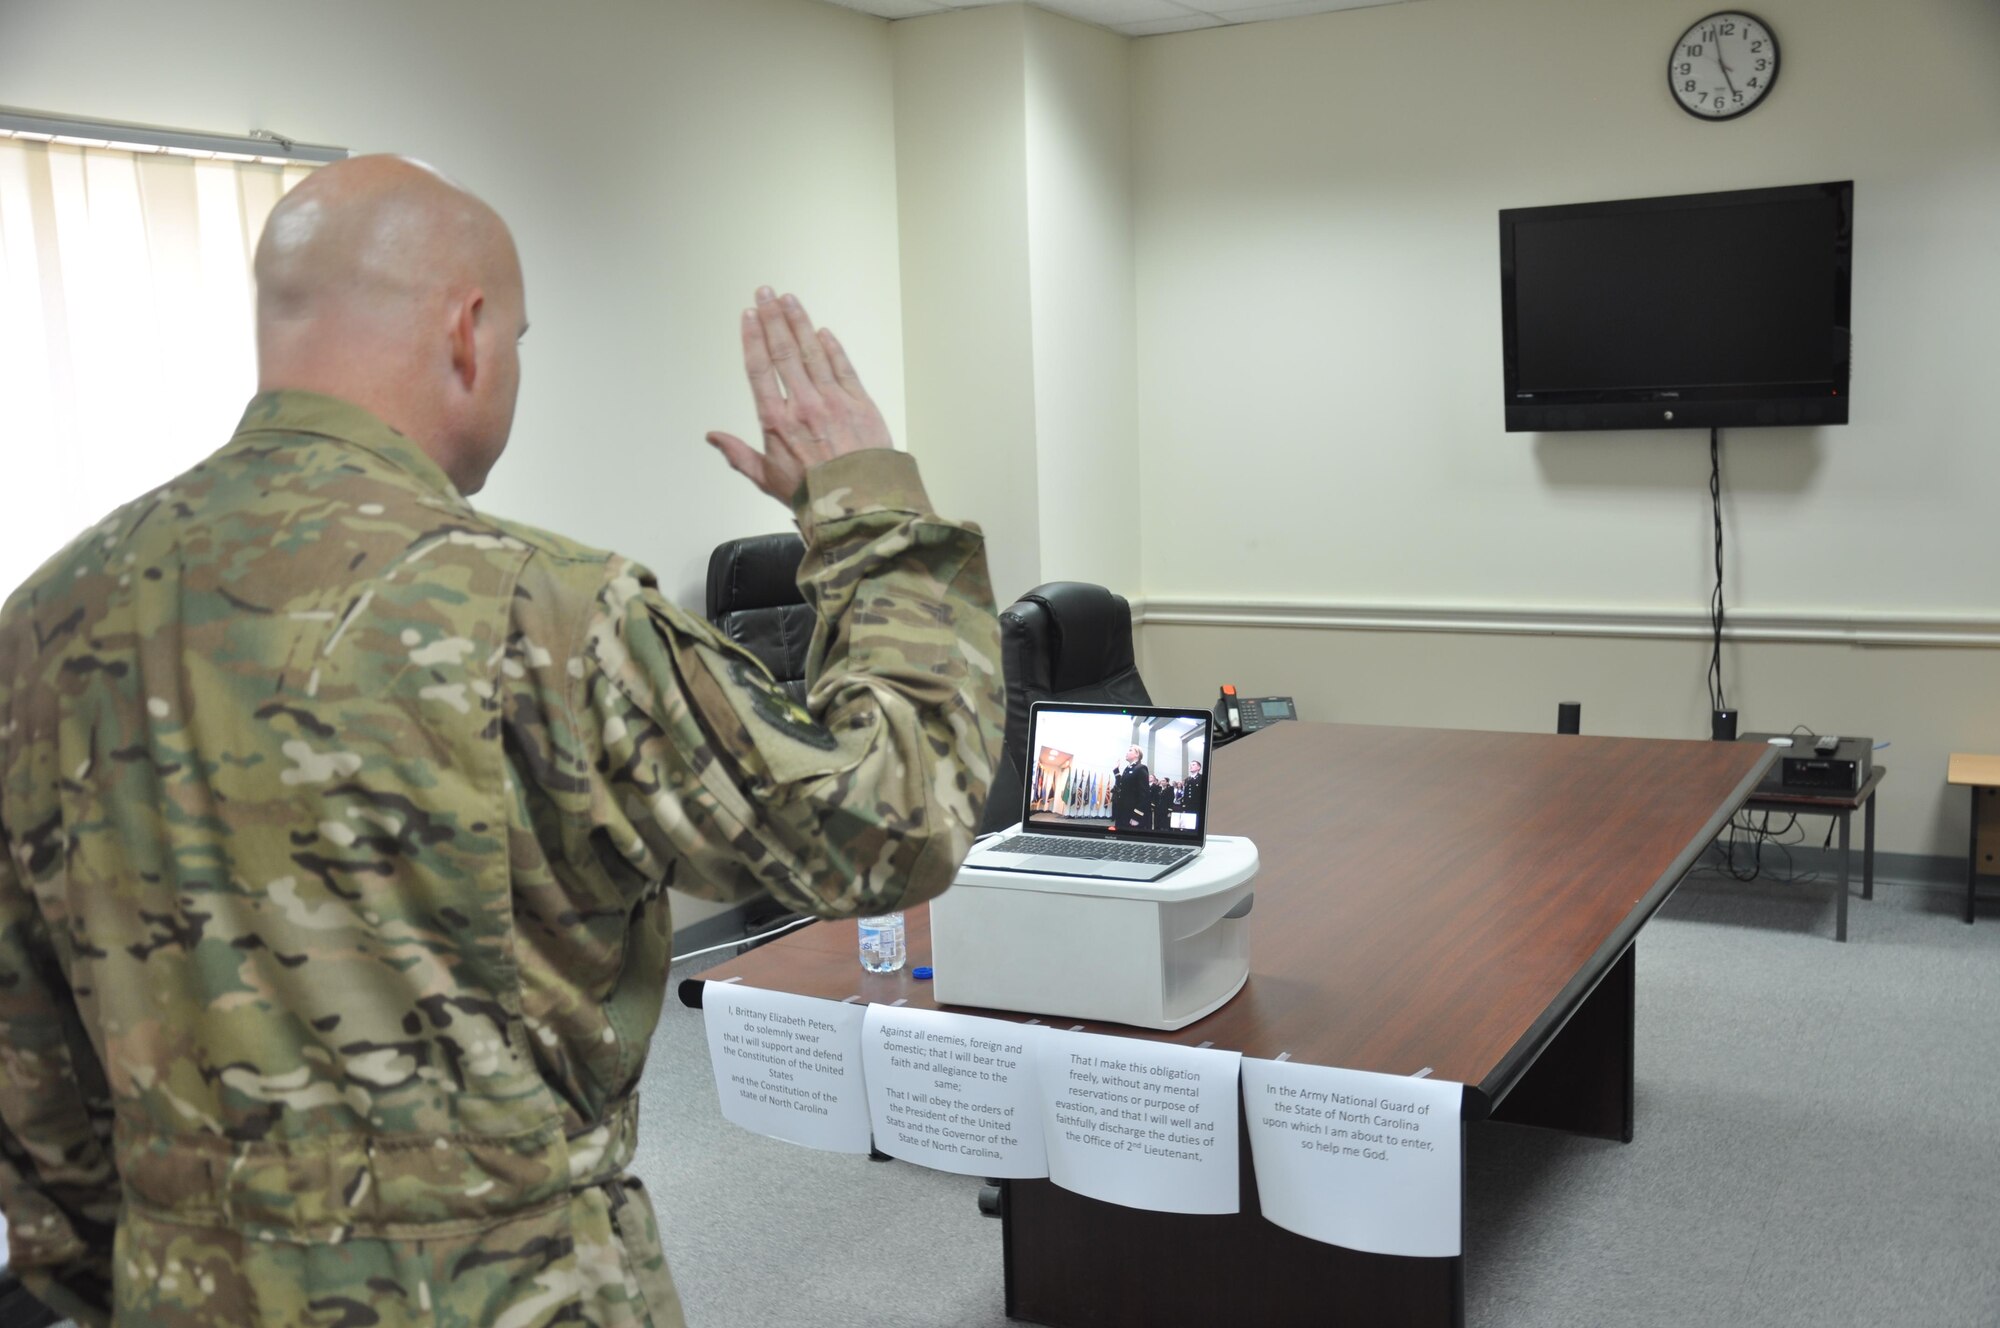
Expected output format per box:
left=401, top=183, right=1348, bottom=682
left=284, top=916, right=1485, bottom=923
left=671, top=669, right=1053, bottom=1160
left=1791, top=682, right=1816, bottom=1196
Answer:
left=255, top=155, right=526, bottom=494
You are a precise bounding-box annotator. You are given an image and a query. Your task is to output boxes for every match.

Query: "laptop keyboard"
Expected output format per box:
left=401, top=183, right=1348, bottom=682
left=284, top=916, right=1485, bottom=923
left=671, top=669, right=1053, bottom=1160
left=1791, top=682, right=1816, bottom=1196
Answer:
left=992, top=834, right=1194, bottom=866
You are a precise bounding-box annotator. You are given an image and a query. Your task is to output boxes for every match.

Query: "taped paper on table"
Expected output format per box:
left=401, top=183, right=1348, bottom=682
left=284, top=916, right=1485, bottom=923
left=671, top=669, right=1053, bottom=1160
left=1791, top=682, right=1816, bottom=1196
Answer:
left=1241, top=1059, right=1463, bottom=1257
left=703, top=982, right=872, bottom=1154
left=1037, top=1029, right=1241, bottom=1214
left=862, top=1006, right=1048, bottom=1177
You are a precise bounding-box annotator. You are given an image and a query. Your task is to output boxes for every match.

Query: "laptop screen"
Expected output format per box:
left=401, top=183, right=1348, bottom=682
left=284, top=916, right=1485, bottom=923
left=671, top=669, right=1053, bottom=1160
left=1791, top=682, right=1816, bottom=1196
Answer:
left=1023, top=703, right=1211, bottom=841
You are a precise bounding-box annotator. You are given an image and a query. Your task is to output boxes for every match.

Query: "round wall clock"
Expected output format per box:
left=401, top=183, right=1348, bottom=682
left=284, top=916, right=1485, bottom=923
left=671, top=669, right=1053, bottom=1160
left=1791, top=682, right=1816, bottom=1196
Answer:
left=1669, top=11, right=1780, bottom=121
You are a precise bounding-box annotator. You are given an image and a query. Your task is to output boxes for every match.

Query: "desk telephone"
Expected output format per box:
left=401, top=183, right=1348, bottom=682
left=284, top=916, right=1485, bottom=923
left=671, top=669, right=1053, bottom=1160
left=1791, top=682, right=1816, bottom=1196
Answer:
left=1214, top=684, right=1298, bottom=739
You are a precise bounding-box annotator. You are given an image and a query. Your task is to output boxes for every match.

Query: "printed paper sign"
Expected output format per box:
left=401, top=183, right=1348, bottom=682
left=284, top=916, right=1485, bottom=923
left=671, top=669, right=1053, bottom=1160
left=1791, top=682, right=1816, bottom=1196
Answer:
left=1037, top=1029, right=1241, bottom=1214
left=1241, top=1059, right=1462, bottom=1257
left=703, top=983, right=871, bottom=1154
left=862, top=1007, right=1047, bottom=1177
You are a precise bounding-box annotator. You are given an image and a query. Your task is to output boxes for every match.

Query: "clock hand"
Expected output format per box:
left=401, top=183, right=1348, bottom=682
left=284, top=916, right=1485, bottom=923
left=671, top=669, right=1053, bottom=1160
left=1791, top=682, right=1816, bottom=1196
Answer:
left=1716, top=43, right=1740, bottom=97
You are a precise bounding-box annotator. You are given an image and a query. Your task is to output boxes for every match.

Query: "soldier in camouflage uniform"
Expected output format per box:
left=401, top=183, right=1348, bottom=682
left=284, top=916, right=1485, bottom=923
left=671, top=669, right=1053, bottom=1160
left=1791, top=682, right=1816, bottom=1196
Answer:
left=0, top=155, right=1004, bottom=1326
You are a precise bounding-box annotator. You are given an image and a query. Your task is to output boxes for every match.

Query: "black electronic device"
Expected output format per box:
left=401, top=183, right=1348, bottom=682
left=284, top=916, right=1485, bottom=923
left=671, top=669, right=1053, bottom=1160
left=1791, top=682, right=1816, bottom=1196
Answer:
left=1740, top=732, right=1872, bottom=794
left=1711, top=708, right=1739, bottom=741
left=1500, top=181, right=1853, bottom=432
left=1238, top=696, right=1297, bottom=733
left=1214, top=686, right=1298, bottom=739
left=1557, top=701, right=1582, bottom=735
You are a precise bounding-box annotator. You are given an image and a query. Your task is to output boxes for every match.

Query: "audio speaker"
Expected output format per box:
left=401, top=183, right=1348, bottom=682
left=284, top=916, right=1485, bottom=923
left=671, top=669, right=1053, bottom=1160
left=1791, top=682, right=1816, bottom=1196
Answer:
left=1557, top=702, right=1581, bottom=735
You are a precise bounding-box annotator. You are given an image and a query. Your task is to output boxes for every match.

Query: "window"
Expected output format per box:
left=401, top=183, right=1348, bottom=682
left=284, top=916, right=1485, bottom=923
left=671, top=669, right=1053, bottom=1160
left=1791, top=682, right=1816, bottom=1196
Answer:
left=0, top=115, right=337, bottom=600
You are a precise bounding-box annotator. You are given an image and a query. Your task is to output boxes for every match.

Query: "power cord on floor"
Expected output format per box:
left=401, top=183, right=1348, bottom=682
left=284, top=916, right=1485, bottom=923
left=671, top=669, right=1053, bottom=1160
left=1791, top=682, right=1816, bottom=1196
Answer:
left=1708, top=811, right=1812, bottom=885
left=1701, top=805, right=1837, bottom=888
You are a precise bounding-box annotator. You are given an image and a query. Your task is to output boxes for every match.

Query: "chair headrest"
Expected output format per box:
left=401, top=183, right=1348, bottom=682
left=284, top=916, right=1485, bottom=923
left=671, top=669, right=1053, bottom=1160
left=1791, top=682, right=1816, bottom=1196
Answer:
left=1007, top=582, right=1138, bottom=695
left=981, top=581, right=1149, bottom=835
left=705, top=533, right=807, bottom=618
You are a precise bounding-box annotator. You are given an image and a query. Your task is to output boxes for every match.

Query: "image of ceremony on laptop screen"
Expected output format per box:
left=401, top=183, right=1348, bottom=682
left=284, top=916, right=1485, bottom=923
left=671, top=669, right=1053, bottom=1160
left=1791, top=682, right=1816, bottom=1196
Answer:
left=1025, top=710, right=1208, bottom=837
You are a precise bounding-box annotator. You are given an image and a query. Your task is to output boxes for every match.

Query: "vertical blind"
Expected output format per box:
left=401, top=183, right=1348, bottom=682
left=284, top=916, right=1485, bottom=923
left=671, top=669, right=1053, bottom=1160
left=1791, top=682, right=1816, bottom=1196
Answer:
left=0, top=138, right=317, bottom=600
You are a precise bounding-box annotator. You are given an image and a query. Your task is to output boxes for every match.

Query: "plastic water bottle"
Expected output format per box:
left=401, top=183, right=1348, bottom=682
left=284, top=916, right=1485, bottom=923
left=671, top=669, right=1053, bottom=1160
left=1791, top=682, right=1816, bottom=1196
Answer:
left=858, top=911, right=906, bottom=973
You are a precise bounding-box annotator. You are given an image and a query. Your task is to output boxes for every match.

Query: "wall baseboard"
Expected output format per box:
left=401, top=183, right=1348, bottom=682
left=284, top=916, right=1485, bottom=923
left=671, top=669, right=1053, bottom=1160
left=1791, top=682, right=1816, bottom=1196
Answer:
left=1135, top=599, right=2000, bottom=649
left=1693, top=843, right=1966, bottom=891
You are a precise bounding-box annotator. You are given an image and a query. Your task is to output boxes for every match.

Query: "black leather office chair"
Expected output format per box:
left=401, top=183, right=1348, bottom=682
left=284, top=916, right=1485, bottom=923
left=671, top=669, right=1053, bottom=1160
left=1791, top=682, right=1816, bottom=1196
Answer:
left=978, top=581, right=1152, bottom=835
left=969, top=580, right=1151, bottom=1217
left=705, top=533, right=812, bottom=704
left=702, top=532, right=820, bottom=950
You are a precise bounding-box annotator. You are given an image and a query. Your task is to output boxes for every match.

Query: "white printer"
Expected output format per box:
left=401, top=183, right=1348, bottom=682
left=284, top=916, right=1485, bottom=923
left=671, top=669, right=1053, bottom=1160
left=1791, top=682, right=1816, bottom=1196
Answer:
left=929, top=836, right=1258, bottom=1031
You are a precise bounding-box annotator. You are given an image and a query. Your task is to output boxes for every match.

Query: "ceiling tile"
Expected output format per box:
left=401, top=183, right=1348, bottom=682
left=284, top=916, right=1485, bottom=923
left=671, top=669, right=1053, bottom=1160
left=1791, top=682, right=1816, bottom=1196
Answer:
left=821, top=0, right=948, bottom=15
left=812, top=0, right=1419, bottom=30
left=1041, top=0, right=1205, bottom=22
left=1195, top=0, right=1409, bottom=13
left=1120, top=13, right=1229, bottom=34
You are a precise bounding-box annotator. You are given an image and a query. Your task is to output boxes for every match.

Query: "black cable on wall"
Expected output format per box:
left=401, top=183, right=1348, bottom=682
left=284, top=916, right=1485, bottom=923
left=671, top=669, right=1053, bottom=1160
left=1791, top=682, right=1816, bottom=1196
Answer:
left=1708, top=427, right=1727, bottom=713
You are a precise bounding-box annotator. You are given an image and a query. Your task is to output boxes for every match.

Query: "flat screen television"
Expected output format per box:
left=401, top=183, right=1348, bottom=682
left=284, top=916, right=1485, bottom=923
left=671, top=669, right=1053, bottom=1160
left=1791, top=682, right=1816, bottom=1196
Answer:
left=1499, top=181, right=1852, bottom=431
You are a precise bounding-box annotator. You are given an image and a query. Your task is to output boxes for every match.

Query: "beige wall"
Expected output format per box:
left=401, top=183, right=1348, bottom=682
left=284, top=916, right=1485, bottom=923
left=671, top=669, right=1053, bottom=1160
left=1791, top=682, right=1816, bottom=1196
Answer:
left=1130, top=0, right=2000, bottom=858
left=891, top=5, right=1138, bottom=606
left=3, top=0, right=919, bottom=604
left=0, top=0, right=911, bottom=928
left=891, top=5, right=1043, bottom=605
left=1133, top=0, right=2000, bottom=613
left=1026, top=8, right=1139, bottom=597
left=1141, top=623, right=1996, bottom=858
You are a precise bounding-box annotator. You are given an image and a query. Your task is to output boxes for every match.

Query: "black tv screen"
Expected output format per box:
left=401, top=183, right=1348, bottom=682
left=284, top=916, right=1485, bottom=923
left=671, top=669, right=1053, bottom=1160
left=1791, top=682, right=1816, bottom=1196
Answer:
left=1500, top=182, right=1852, bottom=431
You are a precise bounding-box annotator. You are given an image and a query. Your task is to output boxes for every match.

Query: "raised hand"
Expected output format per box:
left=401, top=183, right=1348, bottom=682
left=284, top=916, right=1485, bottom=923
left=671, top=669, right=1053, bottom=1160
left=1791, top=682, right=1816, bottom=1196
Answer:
left=706, top=287, right=893, bottom=504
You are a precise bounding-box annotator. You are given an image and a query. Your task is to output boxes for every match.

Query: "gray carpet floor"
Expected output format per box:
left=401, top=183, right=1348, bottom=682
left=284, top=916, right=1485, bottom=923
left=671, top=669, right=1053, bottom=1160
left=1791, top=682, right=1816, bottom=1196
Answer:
left=645, top=869, right=2000, bottom=1327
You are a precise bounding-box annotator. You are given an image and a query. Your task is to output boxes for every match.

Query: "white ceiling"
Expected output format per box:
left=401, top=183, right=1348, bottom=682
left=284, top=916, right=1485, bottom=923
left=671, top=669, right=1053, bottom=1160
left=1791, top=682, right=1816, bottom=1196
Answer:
left=816, top=0, right=1415, bottom=39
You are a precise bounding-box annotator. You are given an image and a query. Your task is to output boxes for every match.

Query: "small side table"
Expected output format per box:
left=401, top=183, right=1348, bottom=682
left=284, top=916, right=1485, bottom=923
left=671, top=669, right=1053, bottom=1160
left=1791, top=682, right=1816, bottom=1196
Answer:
left=1740, top=765, right=1885, bottom=943
left=1946, top=754, right=2000, bottom=924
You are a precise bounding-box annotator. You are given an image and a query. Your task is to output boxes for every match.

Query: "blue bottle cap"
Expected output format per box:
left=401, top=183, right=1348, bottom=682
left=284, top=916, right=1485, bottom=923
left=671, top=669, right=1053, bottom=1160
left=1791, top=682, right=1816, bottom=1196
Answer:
left=912, top=966, right=934, bottom=980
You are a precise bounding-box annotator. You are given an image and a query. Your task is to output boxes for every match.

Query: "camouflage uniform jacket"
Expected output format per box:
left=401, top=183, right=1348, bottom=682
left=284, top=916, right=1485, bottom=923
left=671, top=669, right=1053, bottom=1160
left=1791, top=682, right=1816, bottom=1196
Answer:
left=0, top=391, right=1004, bottom=1326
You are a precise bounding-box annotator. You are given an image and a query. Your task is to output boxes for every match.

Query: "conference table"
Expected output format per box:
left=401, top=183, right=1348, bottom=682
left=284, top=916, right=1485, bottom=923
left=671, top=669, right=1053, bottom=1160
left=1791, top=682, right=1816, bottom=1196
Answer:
left=681, top=721, right=1773, bottom=1326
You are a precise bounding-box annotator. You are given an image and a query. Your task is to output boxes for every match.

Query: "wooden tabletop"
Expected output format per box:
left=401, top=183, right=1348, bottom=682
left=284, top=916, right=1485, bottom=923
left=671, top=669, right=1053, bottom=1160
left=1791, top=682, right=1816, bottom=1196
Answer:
left=1948, top=753, right=2000, bottom=788
left=686, top=721, right=1771, bottom=1116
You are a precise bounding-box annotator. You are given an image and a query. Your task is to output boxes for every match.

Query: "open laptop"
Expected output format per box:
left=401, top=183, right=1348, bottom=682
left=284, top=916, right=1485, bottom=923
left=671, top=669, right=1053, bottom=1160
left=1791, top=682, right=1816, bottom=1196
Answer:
left=961, top=701, right=1213, bottom=882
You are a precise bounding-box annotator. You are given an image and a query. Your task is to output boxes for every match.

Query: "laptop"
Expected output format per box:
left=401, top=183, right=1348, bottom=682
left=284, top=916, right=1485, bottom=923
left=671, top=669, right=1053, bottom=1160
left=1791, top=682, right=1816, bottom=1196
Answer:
left=961, top=701, right=1213, bottom=882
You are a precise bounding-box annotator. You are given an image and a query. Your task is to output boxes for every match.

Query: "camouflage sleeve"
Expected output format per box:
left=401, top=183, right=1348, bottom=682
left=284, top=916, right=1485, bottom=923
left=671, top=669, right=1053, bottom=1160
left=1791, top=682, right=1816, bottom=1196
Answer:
left=0, top=832, right=116, bottom=1327
left=577, top=449, right=1004, bottom=917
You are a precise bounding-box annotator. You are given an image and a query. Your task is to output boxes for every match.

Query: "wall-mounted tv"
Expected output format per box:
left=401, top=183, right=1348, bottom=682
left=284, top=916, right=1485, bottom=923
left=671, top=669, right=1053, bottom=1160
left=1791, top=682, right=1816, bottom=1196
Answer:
left=1500, top=181, right=1852, bottom=432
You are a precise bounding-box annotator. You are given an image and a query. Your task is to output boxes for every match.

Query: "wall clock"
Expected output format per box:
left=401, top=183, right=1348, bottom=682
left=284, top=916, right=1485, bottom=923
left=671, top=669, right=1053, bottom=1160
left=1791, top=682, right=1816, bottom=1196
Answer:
left=1670, top=11, right=1780, bottom=120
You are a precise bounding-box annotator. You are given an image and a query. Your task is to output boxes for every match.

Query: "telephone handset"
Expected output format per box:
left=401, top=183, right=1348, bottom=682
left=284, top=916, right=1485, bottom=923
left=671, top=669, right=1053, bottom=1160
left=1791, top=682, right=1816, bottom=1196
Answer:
left=1214, top=685, right=1298, bottom=740
left=1217, top=684, right=1243, bottom=735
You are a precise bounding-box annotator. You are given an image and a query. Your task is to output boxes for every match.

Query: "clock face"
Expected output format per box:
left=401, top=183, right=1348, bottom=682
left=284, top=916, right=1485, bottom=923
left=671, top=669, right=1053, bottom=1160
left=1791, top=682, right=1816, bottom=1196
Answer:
left=1670, top=11, right=1780, bottom=120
